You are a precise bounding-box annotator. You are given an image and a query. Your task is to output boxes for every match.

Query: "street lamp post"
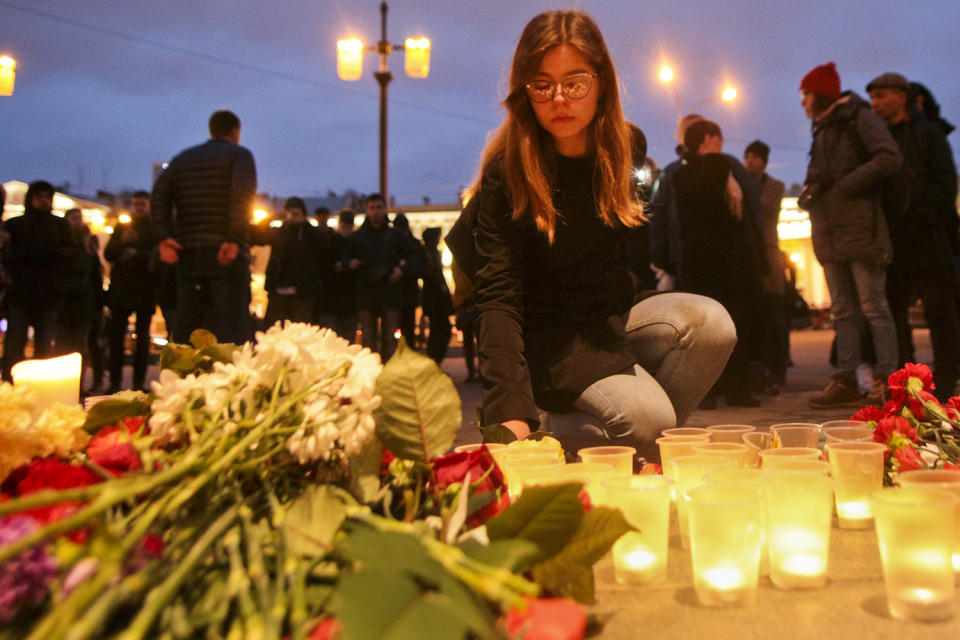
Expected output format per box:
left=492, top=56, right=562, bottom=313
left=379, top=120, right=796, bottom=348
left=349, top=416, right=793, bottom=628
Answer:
left=337, top=2, right=430, bottom=203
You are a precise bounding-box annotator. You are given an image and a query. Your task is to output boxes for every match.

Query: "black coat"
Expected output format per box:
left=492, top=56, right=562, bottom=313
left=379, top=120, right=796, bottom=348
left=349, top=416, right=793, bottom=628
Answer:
left=104, top=216, right=157, bottom=311
left=2, top=208, right=74, bottom=311
left=883, top=112, right=959, bottom=270
left=251, top=222, right=329, bottom=295
left=472, top=154, right=645, bottom=426
left=341, top=221, right=422, bottom=310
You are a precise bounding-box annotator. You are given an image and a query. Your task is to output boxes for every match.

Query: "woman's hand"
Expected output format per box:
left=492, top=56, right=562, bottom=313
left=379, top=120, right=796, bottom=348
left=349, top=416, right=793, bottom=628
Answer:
left=503, top=419, right=531, bottom=440
left=725, top=171, right=743, bottom=220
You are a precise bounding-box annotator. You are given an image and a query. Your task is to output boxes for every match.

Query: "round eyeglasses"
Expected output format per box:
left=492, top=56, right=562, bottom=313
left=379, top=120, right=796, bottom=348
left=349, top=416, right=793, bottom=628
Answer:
left=524, top=73, right=597, bottom=103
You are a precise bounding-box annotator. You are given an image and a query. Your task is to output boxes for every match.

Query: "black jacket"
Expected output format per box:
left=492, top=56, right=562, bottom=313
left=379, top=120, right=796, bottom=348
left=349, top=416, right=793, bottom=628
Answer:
left=151, top=138, right=257, bottom=252
left=883, top=112, right=959, bottom=270
left=251, top=221, right=329, bottom=295
left=104, top=216, right=157, bottom=310
left=341, top=221, right=422, bottom=310
left=2, top=206, right=74, bottom=311
left=803, top=92, right=901, bottom=264
left=472, top=154, right=645, bottom=426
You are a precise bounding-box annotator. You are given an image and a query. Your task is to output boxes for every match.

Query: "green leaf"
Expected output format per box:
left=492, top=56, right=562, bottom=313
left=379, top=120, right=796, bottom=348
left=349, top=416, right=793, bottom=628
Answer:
left=485, top=483, right=584, bottom=560
left=524, top=431, right=554, bottom=442
left=374, top=337, right=461, bottom=462
left=82, top=393, right=151, bottom=433
left=334, top=527, right=496, bottom=639
left=531, top=506, right=635, bottom=603
left=189, top=329, right=219, bottom=349
left=349, top=436, right=385, bottom=504
left=198, top=343, right=240, bottom=365
left=480, top=423, right=517, bottom=444
left=457, top=538, right=542, bottom=572
left=283, top=485, right=348, bottom=557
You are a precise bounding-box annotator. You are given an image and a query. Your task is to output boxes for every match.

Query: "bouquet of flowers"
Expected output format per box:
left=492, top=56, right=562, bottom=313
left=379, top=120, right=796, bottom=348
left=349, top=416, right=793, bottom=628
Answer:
left=0, top=323, right=627, bottom=640
left=851, top=363, right=960, bottom=484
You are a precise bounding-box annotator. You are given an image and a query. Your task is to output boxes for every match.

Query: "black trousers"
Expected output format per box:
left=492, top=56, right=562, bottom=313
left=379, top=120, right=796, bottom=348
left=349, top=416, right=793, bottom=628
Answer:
left=108, top=305, right=153, bottom=389
left=887, top=265, right=960, bottom=395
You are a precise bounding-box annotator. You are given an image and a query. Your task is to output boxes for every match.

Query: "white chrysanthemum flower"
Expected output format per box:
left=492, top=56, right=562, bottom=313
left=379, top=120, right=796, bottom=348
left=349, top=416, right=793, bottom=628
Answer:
left=0, top=383, right=88, bottom=478
left=149, top=369, right=205, bottom=444
left=34, top=404, right=89, bottom=457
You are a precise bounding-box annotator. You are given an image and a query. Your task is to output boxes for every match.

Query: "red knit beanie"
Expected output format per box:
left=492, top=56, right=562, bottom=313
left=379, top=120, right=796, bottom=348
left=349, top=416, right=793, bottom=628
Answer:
left=800, top=62, right=841, bottom=100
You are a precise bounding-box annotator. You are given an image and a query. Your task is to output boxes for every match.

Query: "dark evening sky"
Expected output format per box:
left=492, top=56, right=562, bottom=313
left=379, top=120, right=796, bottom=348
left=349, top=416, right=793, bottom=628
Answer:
left=1, top=0, right=957, bottom=205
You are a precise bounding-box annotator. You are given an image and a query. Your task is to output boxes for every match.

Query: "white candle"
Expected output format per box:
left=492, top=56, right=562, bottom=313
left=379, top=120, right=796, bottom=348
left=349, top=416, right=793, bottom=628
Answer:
left=782, top=554, right=826, bottom=577
left=837, top=500, right=872, bottom=527
left=11, top=352, right=82, bottom=410
left=703, top=567, right=746, bottom=591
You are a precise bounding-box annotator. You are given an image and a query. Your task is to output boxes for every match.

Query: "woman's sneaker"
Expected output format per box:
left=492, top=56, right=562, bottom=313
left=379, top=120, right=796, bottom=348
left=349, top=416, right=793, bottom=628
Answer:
left=809, top=373, right=861, bottom=408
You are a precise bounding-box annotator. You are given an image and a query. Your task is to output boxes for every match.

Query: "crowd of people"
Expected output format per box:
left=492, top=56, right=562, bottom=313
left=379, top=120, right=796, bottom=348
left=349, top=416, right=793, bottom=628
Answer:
left=0, top=9, right=957, bottom=458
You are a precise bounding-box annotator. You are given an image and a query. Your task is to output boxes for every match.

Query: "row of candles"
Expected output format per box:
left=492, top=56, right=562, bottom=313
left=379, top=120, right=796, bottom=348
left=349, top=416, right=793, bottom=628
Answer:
left=463, top=422, right=960, bottom=623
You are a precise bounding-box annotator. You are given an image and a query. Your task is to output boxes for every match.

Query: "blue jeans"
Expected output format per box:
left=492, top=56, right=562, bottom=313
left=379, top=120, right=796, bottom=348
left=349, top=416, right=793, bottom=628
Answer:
left=545, top=293, right=736, bottom=456
left=822, top=260, right=897, bottom=378
left=173, top=249, right=251, bottom=346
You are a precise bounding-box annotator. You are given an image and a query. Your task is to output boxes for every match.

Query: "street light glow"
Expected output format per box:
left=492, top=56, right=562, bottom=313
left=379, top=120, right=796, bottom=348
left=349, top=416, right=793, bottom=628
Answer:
left=118, top=213, right=132, bottom=224
left=658, top=65, right=674, bottom=84
left=404, top=37, right=431, bottom=78
left=722, top=86, right=737, bottom=102
left=0, top=55, right=16, bottom=96
left=336, top=38, right=364, bottom=81
left=252, top=208, right=269, bottom=223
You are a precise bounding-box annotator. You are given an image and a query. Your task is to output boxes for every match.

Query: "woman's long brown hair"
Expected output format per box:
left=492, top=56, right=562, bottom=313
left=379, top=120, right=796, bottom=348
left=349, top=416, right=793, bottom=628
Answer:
left=472, top=10, right=644, bottom=243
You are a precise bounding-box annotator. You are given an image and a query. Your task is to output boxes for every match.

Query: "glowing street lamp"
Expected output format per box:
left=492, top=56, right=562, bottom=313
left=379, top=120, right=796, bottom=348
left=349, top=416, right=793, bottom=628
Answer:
left=656, top=62, right=740, bottom=136
left=0, top=55, right=16, bottom=96
left=336, top=2, right=430, bottom=201
left=658, top=65, right=675, bottom=84
left=721, top=86, right=738, bottom=102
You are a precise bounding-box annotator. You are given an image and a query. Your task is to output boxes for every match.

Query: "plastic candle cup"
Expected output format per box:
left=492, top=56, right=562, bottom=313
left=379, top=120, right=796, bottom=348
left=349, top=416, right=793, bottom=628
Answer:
left=706, top=424, right=756, bottom=443
left=685, top=483, right=764, bottom=607
left=578, top=445, right=636, bottom=477
left=546, top=462, right=618, bottom=504
left=821, top=426, right=874, bottom=443
left=500, top=451, right=563, bottom=497
left=671, top=455, right=735, bottom=549
left=759, top=447, right=822, bottom=469
left=763, top=459, right=831, bottom=475
left=657, top=435, right=711, bottom=499
left=603, top=475, right=673, bottom=584
left=454, top=443, right=507, bottom=470
left=872, top=487, right=958, bottom=622
left=704, top=468, right=769, bottom=577
left=820, top=419, right=869, bottom=430
left=825, top=442, right=886, bottom=529
left=11, top=352, right=82, bottom=410
left=897, top=470, right=960, bottom=577
left=661, top=427, right=711, bottom=438
left=770, top=423, right=821, bottom=448
left=764, top=471, right=834, bottom=589
left=692, top=442, right=751, bottom=468
left=741, top=431, right=773, bottom=468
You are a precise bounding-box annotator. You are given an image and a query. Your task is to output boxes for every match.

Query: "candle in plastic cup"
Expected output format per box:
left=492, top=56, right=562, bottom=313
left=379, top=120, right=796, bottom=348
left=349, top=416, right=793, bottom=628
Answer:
left=657, top=435, right=711, bottom=499
left=502, top=454, right=563, bottom=497
left=685, top=483, right=764, bottom=607
left=764, top=471, right=834, bottom=589
left=872, top=487, right=958, bottom=622
left=11, top=352, right=82, bottom=410
left=820, top=419, right=869, bottom=429
left=821, top=426, right=874, bottom=443
left=763, top=459, right=831, bottom=475
left=671, top=455, right=735, bottom=549
left=662, top=427, right=711, bottom=438
left=454, top=443, right=506, bottom=454
left=604, top=475, right=672, bottom=584
left=693, top=442, right=751, bottom=468
left=706, top=424, right=756, bottom=443
left=579, top=445, right=636, bottom=477
left=897, top=470, right=960, bottom=576
left=759, top=447, right=822, bottom=469
left=770, top=423, right=821, bottom=448
left=704, top=468, right=769, bottom=576
left=826, top=442, right=885, bottom=529
left=742, top=431, right=773, bottom=468
left=545, top=462, right=617, bottom=504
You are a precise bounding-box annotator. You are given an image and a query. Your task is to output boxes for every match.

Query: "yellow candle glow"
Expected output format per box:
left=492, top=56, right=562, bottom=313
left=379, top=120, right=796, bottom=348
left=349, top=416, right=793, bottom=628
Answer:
left=896, top=470, right=960, bottom=580
left=703, top=567, right=745, bottom=590
left=837, top=500, right=872, bottom=525
left=765, top=473, right=833, bottom=589
left=11, top=352, right=82, bottom=410
left=623, top=547, right=657, bottom=569
left=828, top=442, right=886, bottom=529
left=605, top=476, right=672, bottom=585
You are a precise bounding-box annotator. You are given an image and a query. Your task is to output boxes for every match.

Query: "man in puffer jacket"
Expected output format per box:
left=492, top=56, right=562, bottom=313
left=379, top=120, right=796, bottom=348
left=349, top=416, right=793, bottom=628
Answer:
left=799, top=62, right=902, bottom=407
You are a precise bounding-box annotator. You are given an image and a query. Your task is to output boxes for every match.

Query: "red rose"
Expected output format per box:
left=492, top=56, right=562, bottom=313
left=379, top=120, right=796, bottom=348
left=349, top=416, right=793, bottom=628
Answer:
left=87, top=425, right=143, bottom=475
left=309, top=617, right=341, bottom=640
left=850, top=406, right=885, bottom=424
left=505, top=597, right=587, bottom=640
left=433, top=447, right=508, bottom=524
left=893, top=446, right=924, bottom=472
left=887, top=363, right=934, bottom=401
left=874, top=416, right=918, bottom=444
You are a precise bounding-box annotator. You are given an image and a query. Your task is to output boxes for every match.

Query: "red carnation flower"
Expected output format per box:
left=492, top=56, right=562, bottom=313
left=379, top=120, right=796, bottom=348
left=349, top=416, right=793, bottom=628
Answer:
left=893, top=446, right=924, bottom=472
left=887, top=363, right=934, bottom=401
left=379, top=448, right=396, bottom=477
left=639, top=462, right=663, bottom=475
left=944, top=462, right=960, bottom=471
left=86, top=425, right=143, bottom=476
left=874, top=416, right=918, bottom=444
left=11, top=459, right=103, bottom=542
left=947, top=397, right=960, bottom=421
left=505, top=597, right=587, bottom=640
left=309, top=617, right=342, bottom=640
left=850, top=406, right=885, bottom=424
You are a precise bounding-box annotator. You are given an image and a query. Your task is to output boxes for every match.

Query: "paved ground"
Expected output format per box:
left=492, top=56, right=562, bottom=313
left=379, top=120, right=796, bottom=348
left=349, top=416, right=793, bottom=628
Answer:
left=107, top=327, right=933, bottom=455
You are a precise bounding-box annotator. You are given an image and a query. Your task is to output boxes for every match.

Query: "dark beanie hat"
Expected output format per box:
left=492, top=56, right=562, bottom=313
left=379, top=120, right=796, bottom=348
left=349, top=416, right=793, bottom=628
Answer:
left=800, top=62, right=841, bottom=100
left=283, top=197, right=306, bottom=214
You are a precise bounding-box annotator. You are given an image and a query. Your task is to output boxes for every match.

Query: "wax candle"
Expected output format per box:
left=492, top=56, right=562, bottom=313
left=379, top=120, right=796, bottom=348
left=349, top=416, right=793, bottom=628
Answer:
left=11, top=352, right=82, bottom=410
left=605, top=475, right=672, bottom=585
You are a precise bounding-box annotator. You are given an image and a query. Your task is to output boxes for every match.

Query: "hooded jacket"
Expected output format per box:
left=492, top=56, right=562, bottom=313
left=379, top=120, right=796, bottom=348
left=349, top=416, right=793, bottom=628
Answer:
left=804, top=92, right=901, bottom=264
left=2, top=183, right=74, bottom=310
